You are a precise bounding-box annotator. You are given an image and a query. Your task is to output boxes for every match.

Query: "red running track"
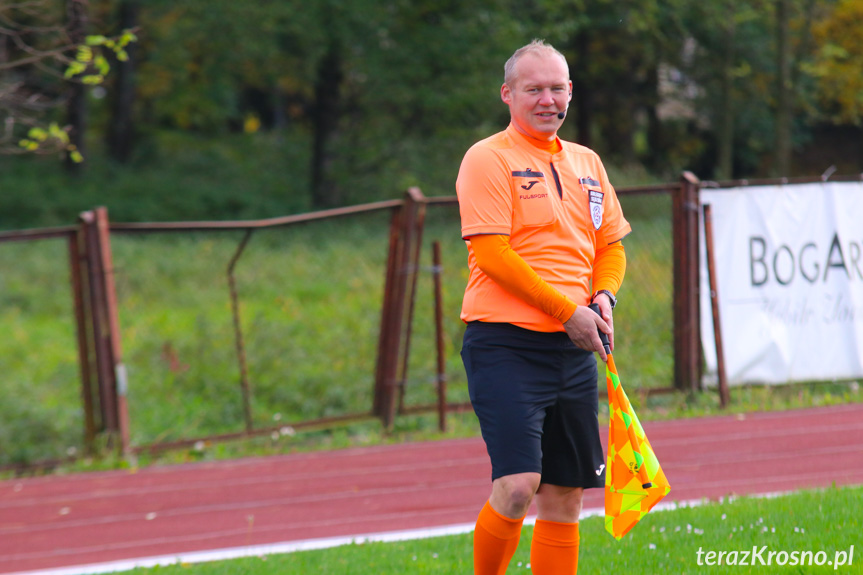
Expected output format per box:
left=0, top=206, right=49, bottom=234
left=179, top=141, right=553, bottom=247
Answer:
left=2, top=403, right=863, bottom=574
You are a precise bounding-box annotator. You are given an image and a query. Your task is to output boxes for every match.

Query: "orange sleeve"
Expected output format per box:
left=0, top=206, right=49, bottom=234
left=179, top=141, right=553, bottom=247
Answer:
left=469, top=234, right=578, bottom=324
left=591, top=242, right=626, bottom=295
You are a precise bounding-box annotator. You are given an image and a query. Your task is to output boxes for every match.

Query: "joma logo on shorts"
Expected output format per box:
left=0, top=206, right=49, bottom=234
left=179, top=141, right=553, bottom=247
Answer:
left=520, top=193, right=548, bottom=200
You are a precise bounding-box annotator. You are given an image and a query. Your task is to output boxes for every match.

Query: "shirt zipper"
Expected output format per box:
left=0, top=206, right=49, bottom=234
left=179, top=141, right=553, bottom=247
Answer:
left=549, top=162, right=563, bottom=199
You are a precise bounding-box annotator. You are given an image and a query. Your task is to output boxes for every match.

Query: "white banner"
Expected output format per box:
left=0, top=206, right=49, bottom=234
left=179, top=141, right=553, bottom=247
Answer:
left=699, top=182, right=863, bottom=385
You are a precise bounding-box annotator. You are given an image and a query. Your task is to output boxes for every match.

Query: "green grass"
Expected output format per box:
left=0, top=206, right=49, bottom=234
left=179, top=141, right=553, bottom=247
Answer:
left=112, top=218, right=393, bottom=443
left=121, top=485, right=862, bottom=574
left=0, top=240, right=83, bottom=465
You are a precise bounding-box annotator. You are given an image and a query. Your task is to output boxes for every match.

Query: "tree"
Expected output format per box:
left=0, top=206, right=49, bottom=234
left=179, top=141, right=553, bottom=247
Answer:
left=679, top=0, right=778, bottom=177
left=1, top=0, right=77, bottom=159
left=65, top=0, right=88, bottom=172
left=304, top=0, right=516, bottom=207
left=810, top=0, right=863, bottom=125
left=106, top=0, right=139, bottom=163
left=772, top=0, right=795, bottom=176
left=772, top=0, right=827, bottom=176
left=310, top=34, right=343, bottom=208
left=716, top=0, right=738, bottom=180
left=0, top=0, right=135, bottom=163
left=539, top=0, right=689, bottom=170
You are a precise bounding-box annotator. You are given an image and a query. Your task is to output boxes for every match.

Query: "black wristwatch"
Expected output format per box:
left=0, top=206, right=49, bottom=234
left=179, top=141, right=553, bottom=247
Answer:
left=591, top=289, right=617, bottom=309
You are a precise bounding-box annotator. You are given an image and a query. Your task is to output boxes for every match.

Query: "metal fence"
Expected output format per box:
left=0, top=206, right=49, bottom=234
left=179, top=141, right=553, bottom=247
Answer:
left=0, top=177, right=699, bottom=471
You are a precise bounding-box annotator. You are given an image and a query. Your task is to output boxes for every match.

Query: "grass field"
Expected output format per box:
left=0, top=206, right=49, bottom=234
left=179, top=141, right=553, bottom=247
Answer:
left=118, top=485, right=862, bottom=574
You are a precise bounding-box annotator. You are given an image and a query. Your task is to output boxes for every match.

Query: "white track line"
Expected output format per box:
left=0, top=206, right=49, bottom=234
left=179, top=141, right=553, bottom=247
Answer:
left=6, top=494, right=790, bottom=575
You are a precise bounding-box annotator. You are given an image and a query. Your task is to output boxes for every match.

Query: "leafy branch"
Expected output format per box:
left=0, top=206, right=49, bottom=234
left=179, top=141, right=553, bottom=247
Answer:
left=0, top=0, right=138, bottom=160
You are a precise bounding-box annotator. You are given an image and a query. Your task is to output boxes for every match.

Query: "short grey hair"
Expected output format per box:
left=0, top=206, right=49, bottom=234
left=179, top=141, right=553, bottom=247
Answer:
left=504, top=39, right=569, bottom=87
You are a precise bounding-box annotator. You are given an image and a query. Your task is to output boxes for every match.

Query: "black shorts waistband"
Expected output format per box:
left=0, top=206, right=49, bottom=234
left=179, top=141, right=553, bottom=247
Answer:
left=464, top=321, right=580, bottom=351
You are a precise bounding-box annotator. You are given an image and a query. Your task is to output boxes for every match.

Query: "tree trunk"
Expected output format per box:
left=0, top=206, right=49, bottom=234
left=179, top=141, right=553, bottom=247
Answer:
left=107, top=0, right=139, bottom=163
left=602, top=71, right=636, bottom=163
left=310, top=41, right=344, bottom=209
left=644, top=61, right=675, bottom=173
left=773, top=0, right=792, bottom=177
left=573, top=31, right=593, bottom=149
left=717, top=3, right=736, bottom=180
left=65, top=0, right=88, bottom=173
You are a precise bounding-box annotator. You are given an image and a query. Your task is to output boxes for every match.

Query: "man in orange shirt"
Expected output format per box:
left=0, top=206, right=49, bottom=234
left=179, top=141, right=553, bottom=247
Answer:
left=457, top=39, right=631, bottom=574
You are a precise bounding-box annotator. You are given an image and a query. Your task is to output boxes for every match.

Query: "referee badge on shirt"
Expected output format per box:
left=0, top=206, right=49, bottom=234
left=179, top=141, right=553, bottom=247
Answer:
left=581, top=176, right=604, bottom=230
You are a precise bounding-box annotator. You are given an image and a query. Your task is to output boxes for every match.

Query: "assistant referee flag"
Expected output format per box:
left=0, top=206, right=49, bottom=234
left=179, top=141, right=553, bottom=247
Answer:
left=604, top=353, right=671, bottom=539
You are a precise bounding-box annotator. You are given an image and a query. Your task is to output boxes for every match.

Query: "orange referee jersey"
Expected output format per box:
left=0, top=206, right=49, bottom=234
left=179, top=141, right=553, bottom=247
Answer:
left=457, top=123, right=631, bottom=332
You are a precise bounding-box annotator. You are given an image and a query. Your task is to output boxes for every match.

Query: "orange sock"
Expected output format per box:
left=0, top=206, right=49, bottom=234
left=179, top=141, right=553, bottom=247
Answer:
left=473, top=500, right=525, bottom=575
left=530, top=519, right=579, bottom=574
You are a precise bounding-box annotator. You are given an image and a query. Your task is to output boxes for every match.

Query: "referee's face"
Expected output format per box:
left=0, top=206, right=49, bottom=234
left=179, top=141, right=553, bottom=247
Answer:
left=501, top=52, right=572, bottom=142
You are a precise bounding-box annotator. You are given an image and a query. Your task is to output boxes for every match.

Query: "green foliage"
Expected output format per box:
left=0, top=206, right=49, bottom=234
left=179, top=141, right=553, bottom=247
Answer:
left=0, top=131, right=311, bottom=230
left=5, top=0, right=863, bottom=193
left=809, top=0, right=863, bottom=124
left=7, top=22, right=138, bottom=161
left=17, top=124, right=82, bottom=163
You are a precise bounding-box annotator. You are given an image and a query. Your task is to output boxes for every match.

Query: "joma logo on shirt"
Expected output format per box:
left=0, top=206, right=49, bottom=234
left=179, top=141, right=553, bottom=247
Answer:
left=520, top=193, right=548, bottom=200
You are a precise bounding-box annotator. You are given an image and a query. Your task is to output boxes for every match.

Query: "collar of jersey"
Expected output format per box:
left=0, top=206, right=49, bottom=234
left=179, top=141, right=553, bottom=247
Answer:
left=506, top=123, right=563, bottom=156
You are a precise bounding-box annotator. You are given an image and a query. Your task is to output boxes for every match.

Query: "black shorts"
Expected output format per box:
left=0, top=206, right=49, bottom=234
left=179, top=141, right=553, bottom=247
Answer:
left=461, top=321, right=605, bottom=488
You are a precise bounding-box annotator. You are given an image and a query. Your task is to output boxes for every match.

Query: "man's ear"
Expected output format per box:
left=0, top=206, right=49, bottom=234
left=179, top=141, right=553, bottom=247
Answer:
left=500, top=83, right=512, bottom=105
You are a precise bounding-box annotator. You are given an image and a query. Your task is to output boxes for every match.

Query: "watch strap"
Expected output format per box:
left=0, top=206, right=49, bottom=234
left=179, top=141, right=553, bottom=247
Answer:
left=591, top=289, right=617, bottom=309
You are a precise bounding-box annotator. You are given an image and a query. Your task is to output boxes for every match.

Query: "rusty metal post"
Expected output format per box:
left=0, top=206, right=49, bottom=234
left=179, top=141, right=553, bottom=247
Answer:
left=432, top=241, right=447, bottom=432
left=80, top=210, right=117, bottom=436
left=373, top=188, right=427, bottom=428
left=392, top=188, right=427, bottom=426
left=69, top=226, right=97, bottom=452
left=672, top=172, right=702, bottom=392
left=94, top=207, right=131, bottom=454
left=396, top=188, right=427, bottom=415
left=374, top=209, right=403, bottom=419
left=227, top=229, right=255, bottom=432
left=702, top=204, right=730, bottom=408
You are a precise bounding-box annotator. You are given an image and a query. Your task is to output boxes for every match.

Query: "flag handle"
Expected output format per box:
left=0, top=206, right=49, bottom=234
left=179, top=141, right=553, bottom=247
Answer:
left=587, top=303, right=611, bottom=356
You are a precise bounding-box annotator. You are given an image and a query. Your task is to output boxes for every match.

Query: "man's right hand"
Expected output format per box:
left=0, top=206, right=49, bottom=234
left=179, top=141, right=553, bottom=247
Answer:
left=563, top=306, right=611, bottom=362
